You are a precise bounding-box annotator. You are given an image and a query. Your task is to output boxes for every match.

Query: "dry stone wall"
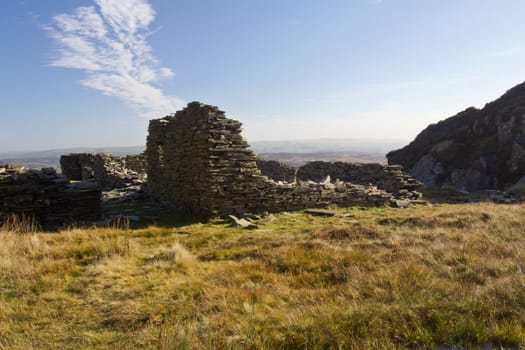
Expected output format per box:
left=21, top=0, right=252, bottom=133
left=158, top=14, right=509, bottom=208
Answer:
left=0, top=164, right=101, bottom=225
left=60, top=153, right=145, bottom=190
left=123, top=154, right=147, bottom=173
left=60, top=153, right=95, bottom=181
left=256, top=159, right=297, bottom=182
left=297, top=161, right=422, bottom=199
left=146, top=102, right=410, bottom=217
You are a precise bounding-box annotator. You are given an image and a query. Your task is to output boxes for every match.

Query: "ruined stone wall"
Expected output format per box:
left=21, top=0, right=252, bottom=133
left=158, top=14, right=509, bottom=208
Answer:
left=297, top=161, right=422, bottom=199
left=60, top=153, right=96, bottom=181
left=147, top=102, right=215, bottom=213
left=251, top=180, right=392, bottom=213
left=146, top=102, right=405, bottom=217
left=60, top=153, right=145, bottom=190
left=0, top=164, right=101, bottom=225
left=91, top=154, right=127, bottom=189
left=124, top=154, right=147, bottom=173
left=255, top=159, right=297, bottom=182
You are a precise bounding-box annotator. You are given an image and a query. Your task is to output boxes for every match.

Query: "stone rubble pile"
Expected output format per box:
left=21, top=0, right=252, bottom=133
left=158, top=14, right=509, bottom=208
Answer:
left=146, top=102, right=419, bottom=217
left=0, top=164, right=101, bottom=225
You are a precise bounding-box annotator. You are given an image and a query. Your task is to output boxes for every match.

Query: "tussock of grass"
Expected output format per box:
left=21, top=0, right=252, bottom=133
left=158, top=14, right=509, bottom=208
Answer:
left=1, top=213, right=40, bottom=234
left=1, top=202, right=525, bottom=349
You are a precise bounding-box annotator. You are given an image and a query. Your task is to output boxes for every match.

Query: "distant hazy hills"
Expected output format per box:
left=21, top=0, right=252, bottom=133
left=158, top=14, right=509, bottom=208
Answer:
left=0, top=146, right=145, bottom=170
left=0, top=138, right=406, bottom=170
left=0, top=146, right=145, bottom=160
left=250, top=138, right=406, bottom=154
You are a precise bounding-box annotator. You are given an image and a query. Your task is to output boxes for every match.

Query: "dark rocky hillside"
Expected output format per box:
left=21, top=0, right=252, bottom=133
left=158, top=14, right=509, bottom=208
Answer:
left=387, top=81, right=525, bottom=191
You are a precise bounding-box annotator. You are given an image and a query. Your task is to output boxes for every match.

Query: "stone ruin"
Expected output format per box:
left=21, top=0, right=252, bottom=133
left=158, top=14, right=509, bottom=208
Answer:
left=60, top=153, right=146, bottom=190
left=146, top=102, right=423, bottom=217
left=0, top=153, right=147, bottom=227
left=256, top=159, right=421, bottom=199
left=255, top=159, right=297, bottom=183
left=0, top=164, right=101, bottom=226
left=59, top=152, right=148, bottom=203
left=0, top=102, right=423, bottom=225
left=296, top=161, right=422, bottom=199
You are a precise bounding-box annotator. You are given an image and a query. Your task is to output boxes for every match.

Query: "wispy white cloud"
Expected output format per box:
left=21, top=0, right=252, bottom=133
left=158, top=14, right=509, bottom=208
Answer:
left=46, top=0, right=183, bottom=118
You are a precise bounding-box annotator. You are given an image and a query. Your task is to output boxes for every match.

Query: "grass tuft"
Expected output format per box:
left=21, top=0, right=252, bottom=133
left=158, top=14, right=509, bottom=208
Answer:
left=1, top=213, right=40, bottom=234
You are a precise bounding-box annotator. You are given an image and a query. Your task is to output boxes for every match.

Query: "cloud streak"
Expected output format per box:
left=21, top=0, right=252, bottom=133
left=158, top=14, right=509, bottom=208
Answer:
left=46, top=0, right=183, bottom=117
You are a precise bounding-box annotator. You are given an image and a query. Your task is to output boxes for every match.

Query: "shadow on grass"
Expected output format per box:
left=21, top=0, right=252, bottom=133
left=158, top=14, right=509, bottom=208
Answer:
left=151, top=210, right=206, bottom=228
left=12, top=204, right=208, bottom=232
left=101, top=198, right=208, bottom=229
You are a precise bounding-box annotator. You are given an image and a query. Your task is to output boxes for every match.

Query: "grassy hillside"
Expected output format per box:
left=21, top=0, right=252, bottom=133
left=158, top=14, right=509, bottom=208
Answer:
left=1, top=202, right=524, bottom=349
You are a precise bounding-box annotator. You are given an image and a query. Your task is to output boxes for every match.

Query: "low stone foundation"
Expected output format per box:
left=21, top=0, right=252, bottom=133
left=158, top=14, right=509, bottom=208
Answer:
left=0, top=164, right=101, bottom=225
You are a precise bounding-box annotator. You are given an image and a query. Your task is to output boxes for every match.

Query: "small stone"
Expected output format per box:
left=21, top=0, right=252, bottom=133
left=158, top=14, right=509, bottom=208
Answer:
left=393, top=199, right=411, bottom=208
left=228, top=215, right=258, bottom=229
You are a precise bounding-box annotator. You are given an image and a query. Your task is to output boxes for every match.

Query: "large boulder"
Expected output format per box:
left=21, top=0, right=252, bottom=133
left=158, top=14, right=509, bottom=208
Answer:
left=387, top=81, right=525, bottom=192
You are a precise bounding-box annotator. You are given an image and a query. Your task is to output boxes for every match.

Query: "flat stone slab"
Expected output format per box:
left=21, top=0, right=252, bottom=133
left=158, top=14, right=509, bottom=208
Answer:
left=393, top=199, right=412, bottom=208
left=228, top=215, right=258, bottom=229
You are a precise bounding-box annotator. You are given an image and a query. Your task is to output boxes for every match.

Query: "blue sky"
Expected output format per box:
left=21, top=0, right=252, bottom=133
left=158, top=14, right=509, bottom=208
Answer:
left=2, top=0, right=525, bottom=152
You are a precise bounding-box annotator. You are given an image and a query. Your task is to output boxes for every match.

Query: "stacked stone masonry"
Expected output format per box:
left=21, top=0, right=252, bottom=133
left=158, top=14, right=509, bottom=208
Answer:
left=297, top=161, right=422, bottom=199
left=123, top=153, right=147, bottom=173
left=146, top=102, right=422, bottom=217
left=256, top=159, right=297, bottom=183
left=0, top=164, right=101, bottom=225
left=60, top=153, right=146, bottom=190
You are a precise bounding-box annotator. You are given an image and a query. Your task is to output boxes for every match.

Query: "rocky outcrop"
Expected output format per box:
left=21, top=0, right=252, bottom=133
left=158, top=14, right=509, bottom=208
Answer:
left=387, top=81, right=525, bottom=191
left=0, top=164, right=101, bottom=225
left=146, top=102, right=419, bottom=217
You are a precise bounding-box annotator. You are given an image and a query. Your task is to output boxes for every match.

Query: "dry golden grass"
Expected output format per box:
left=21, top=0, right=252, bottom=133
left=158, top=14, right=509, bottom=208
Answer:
left=1, top=202, right=525, bottom=349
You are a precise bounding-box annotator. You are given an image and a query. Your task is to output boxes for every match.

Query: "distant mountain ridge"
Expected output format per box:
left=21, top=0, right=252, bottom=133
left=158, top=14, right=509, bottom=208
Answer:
left=0, top=146, right=145, bottom=160
left=0, top=138, right=402, bottom=170
left=387, top=80, right=525, bottom=191
left=250, top=138, right=407, bottom=154
left=0, top=146, right=145, bottom=170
